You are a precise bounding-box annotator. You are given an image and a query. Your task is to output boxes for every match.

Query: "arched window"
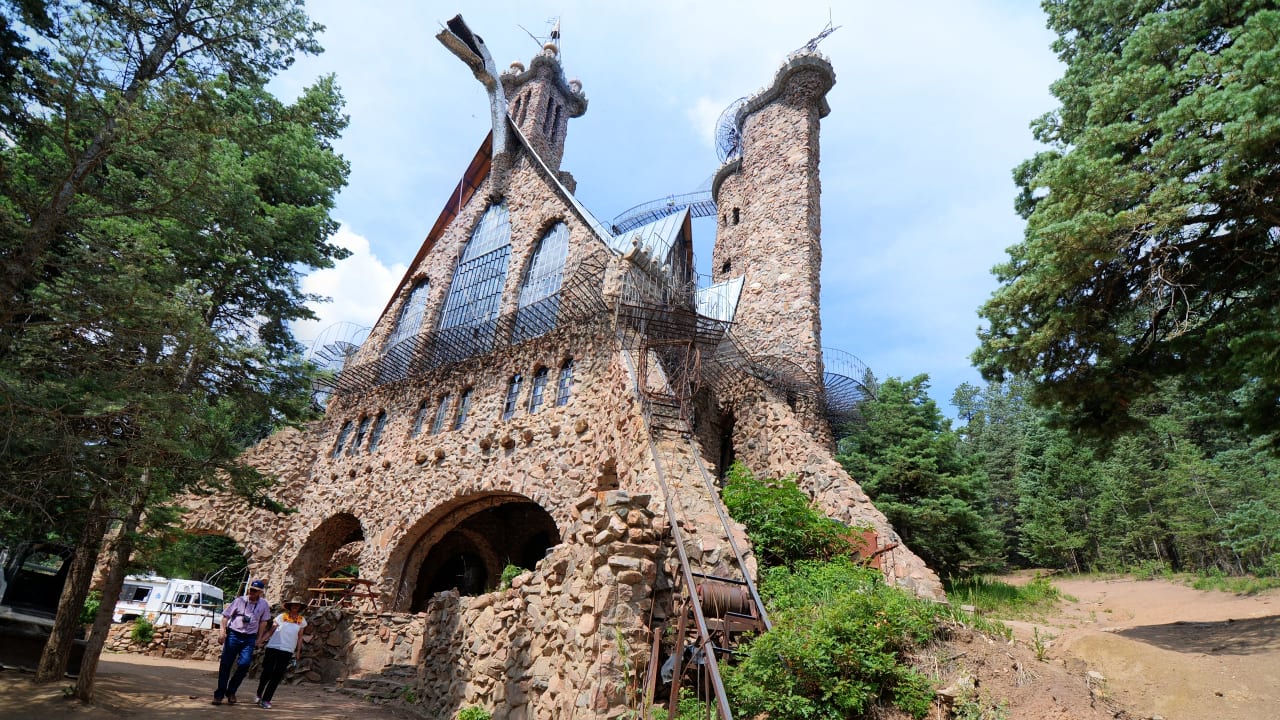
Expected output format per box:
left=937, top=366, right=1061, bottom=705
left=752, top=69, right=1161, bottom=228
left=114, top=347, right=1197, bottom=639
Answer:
left=411, top=399, right=429, bottom=438
left=367, top=411, right=388, bottom=452
left=349, top=415, right=372, bottom=455
left=556, top=358, right=575, bottom=407
left=381, top=279, right=429, bottom=382
left=430, top=394, right=452, bottom=435
left=512, top=222, right=569, bottom=342
left=528, top=367, right=549, bottom=413
left=503, top=374, right=523, bottom=421
left=436, top=204, right=512, bottom=362
left=332, top=420, right=353, bottom=458
left=453, top=388, right=473, bottom=430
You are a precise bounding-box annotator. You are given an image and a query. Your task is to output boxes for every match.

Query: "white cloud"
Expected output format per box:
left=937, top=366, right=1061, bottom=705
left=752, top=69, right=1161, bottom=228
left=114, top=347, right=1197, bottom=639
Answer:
left=292, top=223, right=405, bottom=352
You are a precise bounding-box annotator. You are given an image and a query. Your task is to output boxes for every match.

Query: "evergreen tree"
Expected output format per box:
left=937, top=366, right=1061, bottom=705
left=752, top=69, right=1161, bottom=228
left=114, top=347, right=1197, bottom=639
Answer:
left=975, top=1, right=1280, bottom=448
left=837, top=375, right=1001, bottom=579
left=0, top=0, right=347, bottom=697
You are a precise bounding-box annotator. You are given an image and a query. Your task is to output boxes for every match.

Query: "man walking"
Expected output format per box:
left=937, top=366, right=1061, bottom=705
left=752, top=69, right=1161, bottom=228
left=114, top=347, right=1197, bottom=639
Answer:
left=212, top=579, right=272, bottom=705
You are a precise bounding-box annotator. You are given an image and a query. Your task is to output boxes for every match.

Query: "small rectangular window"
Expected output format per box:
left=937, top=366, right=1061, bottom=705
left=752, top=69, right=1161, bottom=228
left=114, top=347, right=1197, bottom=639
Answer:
left=350, top=415, right=371, bottom=455
left=503, top=374, right=523, bottom=421
left=411, top=400, right=429, bottom=437
left=528, top=368, right=548, bottom=413
left=333, top=420, right=353, bottom=458
left=368, top=411, right=388, bottom=452
left=431, top=394, right=452, bottom=434
left=453, top=388, right=473, bottom=430
left=556, top=359, right=575, bottom=406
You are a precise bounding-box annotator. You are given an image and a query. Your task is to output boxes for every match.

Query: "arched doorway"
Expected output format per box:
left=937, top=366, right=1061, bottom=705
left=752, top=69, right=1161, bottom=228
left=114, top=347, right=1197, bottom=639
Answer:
left=284, top=513, right=365, bottom=598
left=389, top=493, right=559, bottom=612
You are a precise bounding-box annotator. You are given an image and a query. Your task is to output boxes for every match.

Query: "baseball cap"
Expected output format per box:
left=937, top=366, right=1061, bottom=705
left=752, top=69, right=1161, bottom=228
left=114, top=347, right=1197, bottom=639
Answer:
left=249, top=579, right=266, bottom=590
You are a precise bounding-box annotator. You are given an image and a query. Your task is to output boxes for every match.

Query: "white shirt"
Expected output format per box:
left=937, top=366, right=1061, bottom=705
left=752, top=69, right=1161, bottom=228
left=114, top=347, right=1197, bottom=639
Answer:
left=265, top=612, right=307, bottom=653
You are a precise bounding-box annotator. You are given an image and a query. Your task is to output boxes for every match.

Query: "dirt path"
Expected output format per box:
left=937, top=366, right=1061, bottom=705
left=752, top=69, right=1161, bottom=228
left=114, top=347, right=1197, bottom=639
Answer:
left=0, top=653, right=415, bottom=720
left=1001, top=575, right=1280, bottom=720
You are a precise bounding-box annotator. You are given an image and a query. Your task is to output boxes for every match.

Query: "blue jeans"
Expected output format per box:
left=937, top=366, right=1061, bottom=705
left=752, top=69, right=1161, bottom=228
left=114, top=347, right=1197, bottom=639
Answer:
left=215, top=630, right=257, bottom=699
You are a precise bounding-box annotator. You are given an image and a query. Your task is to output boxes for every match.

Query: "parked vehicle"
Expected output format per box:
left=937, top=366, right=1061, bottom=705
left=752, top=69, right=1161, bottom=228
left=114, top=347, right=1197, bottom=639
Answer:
left=113, top=574, right=225, bottom=629
left=0, top=541, right=86, bottom=672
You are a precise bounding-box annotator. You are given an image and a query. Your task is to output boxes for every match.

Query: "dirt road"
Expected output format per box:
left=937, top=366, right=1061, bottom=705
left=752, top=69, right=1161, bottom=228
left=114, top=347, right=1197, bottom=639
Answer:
left=0, top=653, right=415, bottom=720
left=1002, top=575, right=1280, bottom=720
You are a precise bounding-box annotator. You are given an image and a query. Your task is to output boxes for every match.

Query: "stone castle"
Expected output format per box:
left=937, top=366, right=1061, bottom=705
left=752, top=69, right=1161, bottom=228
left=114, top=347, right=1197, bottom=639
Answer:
left=183, top=15, right=942, bottom=718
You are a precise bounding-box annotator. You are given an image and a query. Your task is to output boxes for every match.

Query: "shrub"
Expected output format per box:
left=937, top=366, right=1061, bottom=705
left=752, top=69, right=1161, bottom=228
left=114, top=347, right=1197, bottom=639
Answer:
left=720, top=462, right=848, bottom=567
left=723, top=558, right=938, bottom=720
left=130, top=616, right=155, bottom=644
left=79, top=590, right=101, bottom=625
left=457, top=707, right=491, bottom=720
left=499, top=563, right=523, bottom=590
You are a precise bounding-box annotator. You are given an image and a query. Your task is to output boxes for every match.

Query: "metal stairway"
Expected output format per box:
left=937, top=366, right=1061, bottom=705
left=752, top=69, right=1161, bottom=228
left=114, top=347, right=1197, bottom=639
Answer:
left=618, top=338, right=771, bottom=720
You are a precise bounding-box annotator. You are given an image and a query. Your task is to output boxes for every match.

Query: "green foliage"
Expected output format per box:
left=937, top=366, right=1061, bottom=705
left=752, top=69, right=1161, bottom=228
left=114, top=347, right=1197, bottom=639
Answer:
left=79, top=591, right=101, bottom=626
left=947, top=576, right=1062, bottom=619
left=650, top=690, right=706, bottom=720
left=130, top=617, right=155, bottom=645
left=723, top=558, right=938, bottom=720
left=720, top=462, right=848, bottom=567
left=457, top=707, right=491, bottom=720
left=499, top=563, right=523, bottom=590
left=954, top=377, right=1280, bottom=581
left=838, top=375, right=1002, bottom=579
left=976, top=0, right=1280, bottom=450
left=1189, top=569, right=1280, bottom=595
left=133, top=532, right=248, bottom=600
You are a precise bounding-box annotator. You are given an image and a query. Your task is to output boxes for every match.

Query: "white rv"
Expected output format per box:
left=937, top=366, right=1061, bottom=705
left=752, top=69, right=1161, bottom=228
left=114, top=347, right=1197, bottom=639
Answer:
left=113, top=575, right=225, bottom=629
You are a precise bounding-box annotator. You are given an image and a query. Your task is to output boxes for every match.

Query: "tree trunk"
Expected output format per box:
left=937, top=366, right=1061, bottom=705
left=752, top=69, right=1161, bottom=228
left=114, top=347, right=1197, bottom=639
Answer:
left=34, top=492, right=110, bottom=683
left=74, top=472, right=152, bottom=702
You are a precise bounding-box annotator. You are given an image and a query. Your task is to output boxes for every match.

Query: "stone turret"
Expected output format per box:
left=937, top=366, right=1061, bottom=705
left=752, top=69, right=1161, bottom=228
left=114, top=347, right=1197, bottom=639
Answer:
left=711, top=52, right=835, bottom=435
left=501, top=40, right=588, bottom=175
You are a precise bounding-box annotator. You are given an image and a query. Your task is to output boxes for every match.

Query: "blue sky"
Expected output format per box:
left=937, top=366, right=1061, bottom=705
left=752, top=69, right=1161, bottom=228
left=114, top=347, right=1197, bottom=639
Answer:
left=273, top=1, right=1062, bottom=417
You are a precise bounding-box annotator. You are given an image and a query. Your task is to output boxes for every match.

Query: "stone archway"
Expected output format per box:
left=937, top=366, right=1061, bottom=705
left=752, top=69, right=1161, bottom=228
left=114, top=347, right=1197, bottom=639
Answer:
left=385, top=492, right=559, bottom=612
left=283, top=512, right=366, bottom=599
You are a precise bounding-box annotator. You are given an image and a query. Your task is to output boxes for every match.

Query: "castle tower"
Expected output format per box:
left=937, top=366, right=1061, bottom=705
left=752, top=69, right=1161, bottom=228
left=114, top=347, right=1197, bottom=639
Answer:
left=500, top=38, right=588, bottom=174
left=711, top=54, right=835, bottom=401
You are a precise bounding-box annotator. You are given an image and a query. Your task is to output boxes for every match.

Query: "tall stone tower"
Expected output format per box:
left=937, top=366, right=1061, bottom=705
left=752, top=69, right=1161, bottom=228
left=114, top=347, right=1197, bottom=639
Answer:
left=710, top=54, right=834, bottom=419
left=500, top=40, right=587, bottom=176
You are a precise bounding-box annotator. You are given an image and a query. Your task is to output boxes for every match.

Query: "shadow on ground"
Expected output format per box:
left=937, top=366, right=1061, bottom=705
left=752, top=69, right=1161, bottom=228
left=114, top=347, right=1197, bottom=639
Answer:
left=1115, top=614, right=1280, bottom=655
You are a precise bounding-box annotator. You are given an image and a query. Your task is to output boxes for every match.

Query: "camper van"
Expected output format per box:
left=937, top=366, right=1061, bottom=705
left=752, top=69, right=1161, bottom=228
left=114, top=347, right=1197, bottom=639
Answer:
left=113, top=575, right=224, bottom=629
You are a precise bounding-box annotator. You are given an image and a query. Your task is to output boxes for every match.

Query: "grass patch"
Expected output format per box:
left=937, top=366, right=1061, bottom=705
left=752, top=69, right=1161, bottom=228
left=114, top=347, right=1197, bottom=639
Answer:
left=1188, top=570, right=1280, bottom=595
left=947, top=575, right=1064, bottom=619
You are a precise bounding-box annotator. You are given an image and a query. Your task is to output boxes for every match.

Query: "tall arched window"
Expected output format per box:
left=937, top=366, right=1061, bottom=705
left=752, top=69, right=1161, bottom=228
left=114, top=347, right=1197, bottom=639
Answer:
left=512, top=222, right=569, bottom=342
left=435, top=203, right=512, bottom=362
left=380, top=279, right=430, bottom=382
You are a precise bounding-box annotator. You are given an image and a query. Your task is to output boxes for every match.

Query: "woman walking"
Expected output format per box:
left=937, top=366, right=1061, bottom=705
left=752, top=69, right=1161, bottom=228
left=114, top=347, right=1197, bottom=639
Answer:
left=254, top=597, right=308, bottom=709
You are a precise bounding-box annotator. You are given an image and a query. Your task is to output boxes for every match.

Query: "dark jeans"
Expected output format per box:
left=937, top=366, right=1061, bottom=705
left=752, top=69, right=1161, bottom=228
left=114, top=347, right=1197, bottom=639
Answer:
left=256, top=647, right=293, bottom=702
left=215, top=630, right=256, bottom=699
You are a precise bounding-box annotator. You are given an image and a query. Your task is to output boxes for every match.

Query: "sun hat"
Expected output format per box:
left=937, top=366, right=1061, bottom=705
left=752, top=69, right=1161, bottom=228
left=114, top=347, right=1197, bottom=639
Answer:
left=285, top=597, right=305, bottom=608
left=249, top=579, right=266, bottom=590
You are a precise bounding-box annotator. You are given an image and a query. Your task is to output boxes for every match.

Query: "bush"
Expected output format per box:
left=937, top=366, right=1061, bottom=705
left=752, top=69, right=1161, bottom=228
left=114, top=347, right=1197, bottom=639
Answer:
left=723, top=558, right=938, bottom=720
left=457, top=707, right=491, bottom=720
left=130, top=616, right=155, bottom=644
left=79, top=590, right=101, bottom=625
left=720, top=463, right=849, bottom=567
left=499, top=563, right=523, bottom=590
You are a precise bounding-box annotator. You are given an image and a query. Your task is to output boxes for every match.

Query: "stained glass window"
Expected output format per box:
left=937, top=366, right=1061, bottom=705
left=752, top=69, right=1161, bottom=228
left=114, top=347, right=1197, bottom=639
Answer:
left=381, top=279, right=429, bottom=382
left=513, top=222, right=569, bottom=342
left=436, top=204, right=511, bottom=362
